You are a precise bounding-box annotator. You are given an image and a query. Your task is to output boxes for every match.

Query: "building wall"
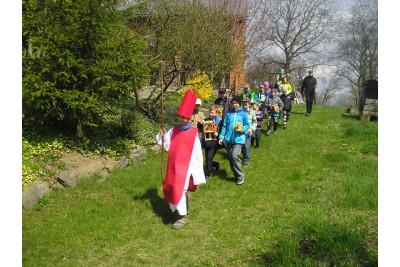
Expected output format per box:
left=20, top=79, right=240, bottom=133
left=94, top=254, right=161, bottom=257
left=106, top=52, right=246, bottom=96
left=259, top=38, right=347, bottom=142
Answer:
left=228, top=16, right=246, bottom=96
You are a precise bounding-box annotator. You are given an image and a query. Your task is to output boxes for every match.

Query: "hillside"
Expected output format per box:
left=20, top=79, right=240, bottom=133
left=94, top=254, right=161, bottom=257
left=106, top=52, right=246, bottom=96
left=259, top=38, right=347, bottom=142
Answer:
left=23, top=104, right=378, bottom=266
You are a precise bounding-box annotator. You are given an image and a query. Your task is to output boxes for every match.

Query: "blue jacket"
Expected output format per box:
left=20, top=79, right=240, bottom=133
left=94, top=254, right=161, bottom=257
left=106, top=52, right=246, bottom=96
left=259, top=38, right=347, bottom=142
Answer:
left=219, top=107, right=249, bottom=145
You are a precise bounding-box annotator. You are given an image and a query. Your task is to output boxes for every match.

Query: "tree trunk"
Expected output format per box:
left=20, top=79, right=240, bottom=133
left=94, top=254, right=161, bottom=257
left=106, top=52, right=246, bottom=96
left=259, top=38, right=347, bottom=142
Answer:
left=76, top=118, right=84, bottom=139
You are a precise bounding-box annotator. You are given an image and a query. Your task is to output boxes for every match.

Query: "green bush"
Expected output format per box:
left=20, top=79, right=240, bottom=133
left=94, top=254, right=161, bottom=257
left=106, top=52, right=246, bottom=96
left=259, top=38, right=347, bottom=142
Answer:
left=120, top=108, right=158, bottom=146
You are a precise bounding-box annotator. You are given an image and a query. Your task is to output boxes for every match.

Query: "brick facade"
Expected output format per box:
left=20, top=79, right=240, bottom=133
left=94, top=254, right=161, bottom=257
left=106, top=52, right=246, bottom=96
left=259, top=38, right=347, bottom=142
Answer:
left=227, top=16, right=246, bottom=96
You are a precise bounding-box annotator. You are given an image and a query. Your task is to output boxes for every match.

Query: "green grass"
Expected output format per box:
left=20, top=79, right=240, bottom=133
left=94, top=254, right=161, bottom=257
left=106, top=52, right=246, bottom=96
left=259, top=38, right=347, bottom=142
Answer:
left=22, top=104, right=378, bottom=266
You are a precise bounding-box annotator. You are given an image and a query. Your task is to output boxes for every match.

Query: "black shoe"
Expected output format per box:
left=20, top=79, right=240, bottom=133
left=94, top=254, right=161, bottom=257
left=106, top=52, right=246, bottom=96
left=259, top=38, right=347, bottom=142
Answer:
left=254, top=145, right=259, bottom=149
left=213, top=162, right=220, bottom=170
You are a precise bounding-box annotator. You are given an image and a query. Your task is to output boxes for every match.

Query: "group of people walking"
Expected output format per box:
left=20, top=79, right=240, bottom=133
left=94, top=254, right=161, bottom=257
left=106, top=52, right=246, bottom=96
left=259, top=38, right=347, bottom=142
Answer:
left=156, top=70, right=317, bottom=229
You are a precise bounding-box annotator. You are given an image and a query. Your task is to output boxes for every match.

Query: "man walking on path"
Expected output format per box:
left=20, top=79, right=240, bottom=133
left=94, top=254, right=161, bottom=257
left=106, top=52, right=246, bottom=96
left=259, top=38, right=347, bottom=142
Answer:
left=301, top=70, right=317, bottom=116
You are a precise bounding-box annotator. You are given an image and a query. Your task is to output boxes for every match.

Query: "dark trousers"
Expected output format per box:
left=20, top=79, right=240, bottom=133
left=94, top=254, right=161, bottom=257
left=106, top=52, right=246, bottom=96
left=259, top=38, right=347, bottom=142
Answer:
left=305, top=90, right=314, bottom=114
left=204, top=146, right=219, bottom=177
left=251, top=128, right=261, bottom=146
left=241, top=135, right=251, bottom=163
left=283, top=109, right=291, bottom=126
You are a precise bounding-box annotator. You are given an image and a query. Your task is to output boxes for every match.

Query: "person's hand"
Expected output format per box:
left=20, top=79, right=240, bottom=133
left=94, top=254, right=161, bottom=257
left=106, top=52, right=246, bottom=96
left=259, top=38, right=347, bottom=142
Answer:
left=214, top=132, right=219, bottom=137
left=218, top=139, right=223, bottom=145
left=160, top=128, right=166, bottom=137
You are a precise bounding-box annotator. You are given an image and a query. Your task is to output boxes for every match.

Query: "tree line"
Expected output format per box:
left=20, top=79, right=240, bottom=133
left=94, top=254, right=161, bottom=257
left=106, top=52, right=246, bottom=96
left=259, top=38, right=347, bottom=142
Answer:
left=23, top=0, right=244, bottom=138
left=22, top=0, right=378, bottom=138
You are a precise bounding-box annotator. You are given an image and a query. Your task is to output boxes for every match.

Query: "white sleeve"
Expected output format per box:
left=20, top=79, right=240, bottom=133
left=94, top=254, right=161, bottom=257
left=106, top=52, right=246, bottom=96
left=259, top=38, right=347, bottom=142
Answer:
left=156, top=127, right=173, bottom=151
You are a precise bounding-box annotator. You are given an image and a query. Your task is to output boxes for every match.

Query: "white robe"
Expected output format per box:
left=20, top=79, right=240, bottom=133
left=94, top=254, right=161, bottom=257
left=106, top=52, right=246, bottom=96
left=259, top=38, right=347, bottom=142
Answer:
left=156, top=127, right=206, bottom=215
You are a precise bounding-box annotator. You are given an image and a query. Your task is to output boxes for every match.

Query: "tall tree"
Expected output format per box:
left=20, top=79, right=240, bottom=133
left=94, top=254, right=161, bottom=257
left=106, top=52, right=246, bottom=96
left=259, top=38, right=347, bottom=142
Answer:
left=245, top=0, right=336, bottom=87
left=22, top=0, right=149, bottom=137
left=333, top=0, right=378, bottom=108
left=128, top=0, right=244, bottom=117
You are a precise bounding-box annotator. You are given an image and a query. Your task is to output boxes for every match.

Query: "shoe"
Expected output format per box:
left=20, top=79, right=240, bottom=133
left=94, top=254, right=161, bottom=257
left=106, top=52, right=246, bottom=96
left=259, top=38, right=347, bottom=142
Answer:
left=236, top=176, right=244, bottom=185
left=284, top=124, right=287, bottom=129
left=254, top=145, right=259, bottom=149
left=273, top=130, right=277, bottom=134
left=205, top=176, right=210, bottom=180
left=213, top=162, right=220, bottom=170
left=266, top=130, right=271, bottom=136
left=306, top=113, right=310, bottom=116
left=172, top=215, right=188, bottom=229
left=243, top=161, right=249, bottom=166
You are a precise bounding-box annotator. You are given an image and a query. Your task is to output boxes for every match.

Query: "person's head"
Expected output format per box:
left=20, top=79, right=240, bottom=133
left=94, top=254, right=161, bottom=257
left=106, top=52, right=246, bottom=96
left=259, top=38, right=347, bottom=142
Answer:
left=242, top=97, right=251, bottom=110
left=209, top=104, right=218, bottom=119
left=282, top=88, right=287, bottom=95
left=264, top=82, right=270, bottom=88
left=309, top=70, right=313, bottom=76
left=259, top=85, right=265, bottom=91
left=271, top=89, right=277, bottom=97
left=231, top=95, right=242, bottom=111
left=194, top=98, right=202, bottom=111
left=282, top=76, right=288, bottom=83
left=177, top=114, right=190, bottom=126
left=218, top=88, right=227, bottom=99
left=243, top=84, right=250, bottom=92
left=253, top=102, right=259, bottom=110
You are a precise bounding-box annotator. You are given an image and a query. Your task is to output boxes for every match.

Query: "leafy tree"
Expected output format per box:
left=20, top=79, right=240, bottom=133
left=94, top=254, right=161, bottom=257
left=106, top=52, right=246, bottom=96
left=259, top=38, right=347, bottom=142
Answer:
left=22, top=0, right=149, bottom=138
left=245, top=0, right=336, bottom=86
left=333, top=0, right=378, bottom=108
left=127, top=0, right=243, bottom=117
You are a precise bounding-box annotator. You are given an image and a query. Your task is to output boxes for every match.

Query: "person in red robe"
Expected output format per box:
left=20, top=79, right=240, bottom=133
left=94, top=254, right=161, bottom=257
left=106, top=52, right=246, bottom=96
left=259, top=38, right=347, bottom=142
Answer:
left=156, top=89, right=206, bottom=229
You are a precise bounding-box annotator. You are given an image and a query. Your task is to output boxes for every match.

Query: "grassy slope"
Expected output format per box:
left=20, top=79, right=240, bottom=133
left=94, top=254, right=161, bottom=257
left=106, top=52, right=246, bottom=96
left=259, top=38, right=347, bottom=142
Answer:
left=22, top=104, right=378, bottom=266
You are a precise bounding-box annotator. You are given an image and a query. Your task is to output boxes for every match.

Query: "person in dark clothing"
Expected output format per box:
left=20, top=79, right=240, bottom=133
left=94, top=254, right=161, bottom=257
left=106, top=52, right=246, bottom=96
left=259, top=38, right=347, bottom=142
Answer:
left=214, top=88, right=231, bottom=120
left=203, top=105, right=221, bottom=180
left=300, top=70, right=317, bottom=116
left=280, top=88, right=295, bottom=129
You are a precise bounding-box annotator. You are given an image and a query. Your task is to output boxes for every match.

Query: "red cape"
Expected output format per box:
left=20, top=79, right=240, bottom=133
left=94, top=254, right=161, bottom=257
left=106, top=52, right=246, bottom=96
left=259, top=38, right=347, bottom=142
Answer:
left=163, top=126, right=198, bottom=205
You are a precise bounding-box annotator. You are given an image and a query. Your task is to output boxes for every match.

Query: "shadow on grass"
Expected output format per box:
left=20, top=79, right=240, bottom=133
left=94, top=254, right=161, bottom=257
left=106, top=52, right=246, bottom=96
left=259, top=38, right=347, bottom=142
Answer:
left=213, top=168, right=237, bottom=184
left=290, top=110, right=307, bottom=115
left=341, top=113, right=360, bottom=121
left=134, top=188, right=175, bottom=225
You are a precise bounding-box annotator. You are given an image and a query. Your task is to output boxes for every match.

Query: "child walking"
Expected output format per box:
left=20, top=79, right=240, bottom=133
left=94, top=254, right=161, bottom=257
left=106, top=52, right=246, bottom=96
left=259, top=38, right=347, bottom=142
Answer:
left=156, top=90, right=206, bottom=229
left=266, top=89, right=283, bottom=135
left=218, top=95, right=250, bottom=185
left=280, top=88, right=295, bottom=129
left=203, top=105, right=221, bottom=180
left=251, top=102, right=263, bottom=148
left=190, top=98, right=206, bottom=141
left=241, top=97, right=257, bottom=165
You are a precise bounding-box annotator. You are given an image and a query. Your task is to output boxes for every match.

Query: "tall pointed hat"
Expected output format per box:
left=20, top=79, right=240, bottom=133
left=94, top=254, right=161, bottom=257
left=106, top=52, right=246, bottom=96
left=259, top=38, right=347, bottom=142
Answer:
left=177, top=89, right=197, bottom=119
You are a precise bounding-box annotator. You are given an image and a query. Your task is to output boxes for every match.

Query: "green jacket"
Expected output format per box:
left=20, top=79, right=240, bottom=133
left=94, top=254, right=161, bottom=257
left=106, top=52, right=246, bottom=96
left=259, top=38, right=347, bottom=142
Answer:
left=242, top=91, right=257, bottom=103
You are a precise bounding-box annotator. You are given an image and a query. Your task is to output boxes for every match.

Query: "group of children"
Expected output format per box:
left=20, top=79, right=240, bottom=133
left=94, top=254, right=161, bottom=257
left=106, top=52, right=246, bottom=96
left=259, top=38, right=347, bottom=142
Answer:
left=156, top=82, right=296, bottom=229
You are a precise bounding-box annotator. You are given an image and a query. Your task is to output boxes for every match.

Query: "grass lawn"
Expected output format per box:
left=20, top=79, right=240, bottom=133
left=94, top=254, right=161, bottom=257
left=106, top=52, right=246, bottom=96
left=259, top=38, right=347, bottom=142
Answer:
left=22, top=104, right=378, bottom=266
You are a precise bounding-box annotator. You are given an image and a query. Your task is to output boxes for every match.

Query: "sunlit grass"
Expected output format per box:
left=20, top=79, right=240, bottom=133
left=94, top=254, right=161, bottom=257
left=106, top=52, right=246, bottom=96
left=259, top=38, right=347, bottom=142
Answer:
left=23, top=104, right=378, bottom=266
